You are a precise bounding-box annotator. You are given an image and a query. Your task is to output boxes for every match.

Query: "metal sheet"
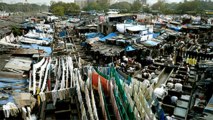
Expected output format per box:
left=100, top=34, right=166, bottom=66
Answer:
left=4, top=57, right=32, bottom=72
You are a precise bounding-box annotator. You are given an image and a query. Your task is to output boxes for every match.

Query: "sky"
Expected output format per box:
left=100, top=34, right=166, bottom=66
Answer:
left=1, top=0, right=184, bottom=5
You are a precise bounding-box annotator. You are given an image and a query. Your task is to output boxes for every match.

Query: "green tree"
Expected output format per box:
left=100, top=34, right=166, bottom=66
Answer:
left=0, top=2, right=48, bottom=12
left=132, top=0, right=142, bottom=12
left=97, top=0, right=109, bottom=11
left=83, top=0, right=109, bottom=11
left=11, top=26, right=22, bottom=37
left=64, top=3, right=80, bottom=14
left=151, top=1, right=165, bottom=11
left=83, top=2, right=101, bottom=11
left=109, top=2, right=132, bottom=13
left=50, top=2, right=80, bottom=16
left=52, top=5, right=64, bottom=16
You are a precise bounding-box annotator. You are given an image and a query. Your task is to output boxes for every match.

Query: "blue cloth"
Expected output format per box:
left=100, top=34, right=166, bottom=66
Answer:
left=158, top=109, right=166, bottom=120
left=99, top=33, right=117, bottom=42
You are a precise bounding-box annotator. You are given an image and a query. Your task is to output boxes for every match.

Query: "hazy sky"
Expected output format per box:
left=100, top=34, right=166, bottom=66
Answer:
left=1, top=0, right=184, bottom=5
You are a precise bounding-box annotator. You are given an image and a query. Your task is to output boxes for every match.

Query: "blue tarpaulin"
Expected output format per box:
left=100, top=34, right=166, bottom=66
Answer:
left=85, top=32, right=104, bottom=39
left=99, top=33, right=117, bottom=42
left=153, top=33, right=160, bottom=38
left=59, top=30, right=67, bottom=38
left=21, top=44, right=52, bottom=55
left=143, top=40, right=161, bottom=46
left=125, top=45, right=136, bottom=52
left=0, top=77, right=27, bottom=105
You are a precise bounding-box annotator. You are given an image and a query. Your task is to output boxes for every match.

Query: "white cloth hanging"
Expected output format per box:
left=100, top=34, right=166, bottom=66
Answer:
left=41, top=58, right=52, bottom=92
left=51, top=90, right=58, bottom=106
left=38, top=58, right=48, bottom=89
left=33, top=57, right=45, bottom=95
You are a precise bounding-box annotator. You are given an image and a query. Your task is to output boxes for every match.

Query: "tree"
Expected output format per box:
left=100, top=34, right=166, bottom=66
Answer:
left=151, top=1, right=165, bottom=11
left=52, top=5, right=64, bottom=16
left=83, top=0, right=109, bottom=11
left=109, top=2, right=132, bottom=13
left=50, top=2, right=80, bottom=16
left=0, top=2, right=48, bottom=12
left=11, top=26, right=22, bottom=37
left=64, top=3, right=80, bottom=14
left=132, top=0, right=142, bottom=12
left=97, top=0, right=109, bottom=11
left=83, top=2, right=101, bottom=11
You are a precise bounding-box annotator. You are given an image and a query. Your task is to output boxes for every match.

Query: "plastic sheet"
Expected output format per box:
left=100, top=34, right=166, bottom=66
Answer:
left=99, top=33, right=117, bottom=42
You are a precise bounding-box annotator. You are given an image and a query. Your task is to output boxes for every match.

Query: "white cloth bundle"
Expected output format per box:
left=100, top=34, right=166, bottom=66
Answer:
left=167, top=82, right=174, bottom=89
left=175, top=83, right=182, bottom=92
left=154, top=86, right=168, bottom=100
left=3, top=102, right=19, bottom=118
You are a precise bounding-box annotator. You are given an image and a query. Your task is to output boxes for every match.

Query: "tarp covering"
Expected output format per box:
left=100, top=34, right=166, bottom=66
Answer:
left=0, top=78, right=27, bottom=105
left=125, top=45, right=136, bottom=52
left=59, top=30, right=67, bottom=38
left=99, top=33, right=117, bottom=42
left=21, top=44, right=52, bottom=55
left=85, top=32, right=104, bottom=39
left=153, top=33, right=160, bottom=38
left=142, top=39, right=162, bottom=47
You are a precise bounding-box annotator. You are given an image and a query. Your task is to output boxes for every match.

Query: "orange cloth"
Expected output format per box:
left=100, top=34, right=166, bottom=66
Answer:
left=92, top=72, right=109, bottom=94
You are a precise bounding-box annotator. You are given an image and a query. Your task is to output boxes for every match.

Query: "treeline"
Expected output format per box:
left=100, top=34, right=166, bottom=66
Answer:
left=84, top=0, right=143, bottom=13
left=49, top=0, right=213, bottom=16
left=49, top=1, right=80, bottom=16
left=84, top=0, right=213, bottom=14
left=151, top=0, right=213, bottom=14
left=49, top=0, right=142, bottom=16
left=0, top=2, right=48, bottom=12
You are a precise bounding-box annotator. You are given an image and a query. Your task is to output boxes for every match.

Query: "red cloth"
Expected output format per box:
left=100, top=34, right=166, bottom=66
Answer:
left=92, top=72, right=109, bottom=94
